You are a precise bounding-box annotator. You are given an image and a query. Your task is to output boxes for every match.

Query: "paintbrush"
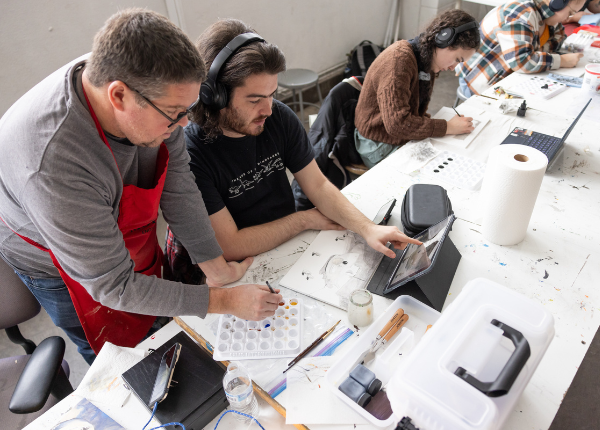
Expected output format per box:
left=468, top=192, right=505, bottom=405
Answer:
left=283, top=320, right=341, bottom=374
left=266, top=281, right=276, bottom=294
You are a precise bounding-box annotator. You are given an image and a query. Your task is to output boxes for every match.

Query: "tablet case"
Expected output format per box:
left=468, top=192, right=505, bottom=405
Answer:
left=401, top=184, right=453, bottom=237
left=122, top=331, right=227, bottom=430
left=366, top=236, right=461, bottom=312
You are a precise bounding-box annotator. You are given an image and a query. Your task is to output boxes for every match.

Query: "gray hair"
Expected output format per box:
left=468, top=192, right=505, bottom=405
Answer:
left=86, top=8, right=205, bottom=104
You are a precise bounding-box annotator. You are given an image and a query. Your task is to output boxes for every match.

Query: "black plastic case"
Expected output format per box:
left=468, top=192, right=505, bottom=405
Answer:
left=401, top=184, right=453, bottom=237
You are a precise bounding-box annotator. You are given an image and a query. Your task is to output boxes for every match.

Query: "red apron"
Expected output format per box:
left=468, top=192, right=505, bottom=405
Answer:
left=2, top=87, right=169, bottom=354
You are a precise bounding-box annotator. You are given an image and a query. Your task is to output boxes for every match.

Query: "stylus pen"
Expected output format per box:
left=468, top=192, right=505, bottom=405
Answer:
left=266, top=281, right=276, bottom=294
left=452, top=107, right=462, bottom=117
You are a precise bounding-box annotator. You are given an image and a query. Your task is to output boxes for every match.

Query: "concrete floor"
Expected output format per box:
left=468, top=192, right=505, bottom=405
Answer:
left=0, top=71, right=461, bottom=389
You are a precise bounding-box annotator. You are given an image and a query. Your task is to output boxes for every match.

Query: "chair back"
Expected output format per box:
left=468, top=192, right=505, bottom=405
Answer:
left=0, top=258, right=40, bottom=330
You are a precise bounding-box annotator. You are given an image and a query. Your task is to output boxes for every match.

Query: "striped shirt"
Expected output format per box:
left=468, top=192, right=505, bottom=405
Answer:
left=456, top=0, right=565, bottom=95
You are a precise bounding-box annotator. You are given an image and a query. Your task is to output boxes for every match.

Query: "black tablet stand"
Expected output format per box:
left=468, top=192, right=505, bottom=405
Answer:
left=366, top=236, right=461, bottom=312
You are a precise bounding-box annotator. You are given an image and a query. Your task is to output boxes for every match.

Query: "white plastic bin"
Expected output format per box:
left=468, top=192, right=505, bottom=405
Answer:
left=326, top=278, right=554, bottom=429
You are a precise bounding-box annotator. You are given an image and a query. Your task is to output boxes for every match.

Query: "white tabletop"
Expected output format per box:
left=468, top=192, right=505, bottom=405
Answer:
left=27, top=77, right=600, bottom=430
left=173, top=85, right=599, bottom=429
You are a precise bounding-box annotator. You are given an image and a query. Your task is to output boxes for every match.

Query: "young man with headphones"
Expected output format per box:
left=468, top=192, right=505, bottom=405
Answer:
left=457, top=0, right=586, bottom=96
left=353, top=9, right=481, bottom=169
left=164, top=19, right=421, bottom=280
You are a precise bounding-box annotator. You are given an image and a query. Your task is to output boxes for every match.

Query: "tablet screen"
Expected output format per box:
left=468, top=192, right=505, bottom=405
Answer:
left=386, top=215, right=454, bottom=290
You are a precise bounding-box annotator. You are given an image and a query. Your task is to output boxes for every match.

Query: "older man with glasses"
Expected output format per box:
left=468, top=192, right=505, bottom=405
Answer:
left=0, top=9, right=281, bottom=364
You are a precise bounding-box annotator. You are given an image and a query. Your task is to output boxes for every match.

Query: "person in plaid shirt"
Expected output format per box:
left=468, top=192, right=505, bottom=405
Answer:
left=456, top=0, right=586, bottom=96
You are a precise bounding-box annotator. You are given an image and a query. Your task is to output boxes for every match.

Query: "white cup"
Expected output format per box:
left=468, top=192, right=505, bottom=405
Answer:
left=583, top=64, right=600, bottom=94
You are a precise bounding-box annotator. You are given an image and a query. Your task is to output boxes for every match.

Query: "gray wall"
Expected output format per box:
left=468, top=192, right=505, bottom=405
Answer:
left=0, top=0, right=491, bottom=117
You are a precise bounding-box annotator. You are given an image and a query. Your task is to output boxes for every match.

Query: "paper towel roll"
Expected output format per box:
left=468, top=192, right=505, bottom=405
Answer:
left=480, top=144, right=548, bottom=245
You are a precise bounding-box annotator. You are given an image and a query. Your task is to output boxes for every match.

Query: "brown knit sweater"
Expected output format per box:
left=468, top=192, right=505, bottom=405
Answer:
left=355, top=40, right=447, bottom=146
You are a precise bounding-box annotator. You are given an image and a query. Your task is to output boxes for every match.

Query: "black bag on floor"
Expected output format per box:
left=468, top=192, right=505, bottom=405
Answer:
left=401, top=184, right=453, bottom=237
left=344, top=40, right=385, bottom=78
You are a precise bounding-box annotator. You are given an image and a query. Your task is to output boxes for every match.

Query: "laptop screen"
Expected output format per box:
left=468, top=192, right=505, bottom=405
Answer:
left=559, top=98, right=592, bottom=144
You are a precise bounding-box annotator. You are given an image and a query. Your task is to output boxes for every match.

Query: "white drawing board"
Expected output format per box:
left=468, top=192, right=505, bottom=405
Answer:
left=430, top=106, right=490, bottom=148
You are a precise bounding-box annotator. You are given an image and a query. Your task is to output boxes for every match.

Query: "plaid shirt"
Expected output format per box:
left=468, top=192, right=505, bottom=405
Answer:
left=456, top=0, right=565, bottom=95
left=163, top=226, right=206, bottom=285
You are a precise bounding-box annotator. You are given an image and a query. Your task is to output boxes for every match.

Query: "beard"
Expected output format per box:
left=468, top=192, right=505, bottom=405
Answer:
left=220, top=105, right=269, bottom=137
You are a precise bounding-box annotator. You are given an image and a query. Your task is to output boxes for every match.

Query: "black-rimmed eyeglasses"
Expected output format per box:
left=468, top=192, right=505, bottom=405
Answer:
left=128, top=85, right=200, bottom=128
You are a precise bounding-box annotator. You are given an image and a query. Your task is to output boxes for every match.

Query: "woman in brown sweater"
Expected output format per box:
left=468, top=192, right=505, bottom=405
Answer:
left=355, top=9, right=481, bottom=168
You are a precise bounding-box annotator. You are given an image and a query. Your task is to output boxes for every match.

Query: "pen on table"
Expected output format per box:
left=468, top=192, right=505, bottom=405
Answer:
left=283, top=320, right=341, bottom=374
left=266, top=281, right=276, bottom=294
left=452, top=107, right=462, bottom=117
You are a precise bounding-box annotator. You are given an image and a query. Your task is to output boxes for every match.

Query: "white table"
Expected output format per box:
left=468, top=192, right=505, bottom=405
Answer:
left=174, top=85, right=599, bottom=429
left=27, top=78, right=600, bottom=430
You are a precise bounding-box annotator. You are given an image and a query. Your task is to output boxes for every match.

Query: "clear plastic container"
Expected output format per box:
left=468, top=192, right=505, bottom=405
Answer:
left=222, top=362, right=259, bottom=421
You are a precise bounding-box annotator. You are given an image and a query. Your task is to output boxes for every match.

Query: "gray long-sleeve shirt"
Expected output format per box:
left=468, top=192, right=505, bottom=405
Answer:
left=0, top=55, right=222, bottom=318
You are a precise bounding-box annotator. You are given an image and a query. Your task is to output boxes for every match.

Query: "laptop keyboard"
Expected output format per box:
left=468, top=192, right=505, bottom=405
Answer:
left=523, top=133, right=561, bottom=155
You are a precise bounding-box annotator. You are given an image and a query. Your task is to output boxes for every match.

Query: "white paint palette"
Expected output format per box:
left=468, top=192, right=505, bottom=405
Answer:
left=422, top=151, right=487, bottom=191
left=213, top=297, right=303, bottom=361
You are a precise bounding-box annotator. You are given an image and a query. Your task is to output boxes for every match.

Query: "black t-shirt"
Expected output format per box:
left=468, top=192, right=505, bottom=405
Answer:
left=185, top=100, right=315, bottom=230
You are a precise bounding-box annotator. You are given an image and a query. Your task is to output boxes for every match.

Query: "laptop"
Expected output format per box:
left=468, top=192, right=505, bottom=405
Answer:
left=500, top=98, right=591, bottom=165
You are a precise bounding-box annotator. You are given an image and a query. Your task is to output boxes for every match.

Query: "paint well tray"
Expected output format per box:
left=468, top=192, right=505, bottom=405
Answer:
left=213, top=297, right=303, bottom=361
left=422, top=151, right=486, bottom=191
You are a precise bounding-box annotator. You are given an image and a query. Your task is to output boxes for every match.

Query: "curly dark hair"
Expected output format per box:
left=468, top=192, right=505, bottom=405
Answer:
left=418, top=9, right=481, bottom=73
left=190, top=19, right=286, bottom=138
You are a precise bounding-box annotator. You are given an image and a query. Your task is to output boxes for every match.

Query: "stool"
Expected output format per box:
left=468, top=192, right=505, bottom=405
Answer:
left=277, top=69, right=323, bottom=123
left=453, top=85, right=468, bottom=108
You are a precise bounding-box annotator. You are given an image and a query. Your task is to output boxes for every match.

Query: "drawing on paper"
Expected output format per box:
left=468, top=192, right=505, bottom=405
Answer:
left=279, top=230, right=383, bottom=309
left=288, top=360, right=331, bottom=388
left=234, top=230, right=319, bottom=285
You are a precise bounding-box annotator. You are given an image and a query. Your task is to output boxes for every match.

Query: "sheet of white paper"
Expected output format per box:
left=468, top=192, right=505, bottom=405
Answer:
left=430, top=106, right=490, bottom=148
left=285, top=356, right=367, bottom=425
left=279, top=230, right=383, bottom=310
left=389, top=138, right=440, bottom=174
left=75, top=342, right=145, bottom=408
left=71, top=342, right=158, bottom=429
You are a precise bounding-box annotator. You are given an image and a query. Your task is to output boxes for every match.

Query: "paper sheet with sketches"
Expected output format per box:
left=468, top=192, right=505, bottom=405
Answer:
left=431, top=106, right=491, bottom=148
left=390, top=138, right=440, bottom=174
left=279, top=230, right=383, bottom=310
left=285, top=356, right=367, bottom=425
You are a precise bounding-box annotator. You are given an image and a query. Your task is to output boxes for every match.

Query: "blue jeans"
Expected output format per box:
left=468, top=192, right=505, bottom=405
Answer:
left=354, top=129, right=398, bottom=168
left=14, top=271, right=97, bottom=365
left=458, top=77, right=473, bottom=99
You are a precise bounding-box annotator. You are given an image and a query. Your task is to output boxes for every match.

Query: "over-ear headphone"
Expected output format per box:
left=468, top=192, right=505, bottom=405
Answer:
left=548, top=0, right=569, bottom=12
left=434, top=21, right=478, bottom=49
left=200, top=32, right=265, bottom=110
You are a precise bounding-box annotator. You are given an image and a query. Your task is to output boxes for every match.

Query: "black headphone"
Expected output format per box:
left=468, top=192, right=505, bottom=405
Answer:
left=200, top=32, right=265, bottom=110
left=434, top=21, right=478, bottom=49
left=548, top=0, right=569, bottom=12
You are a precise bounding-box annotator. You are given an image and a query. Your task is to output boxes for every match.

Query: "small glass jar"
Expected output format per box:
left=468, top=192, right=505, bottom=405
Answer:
left=348, top=289, right=374, bottom=327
